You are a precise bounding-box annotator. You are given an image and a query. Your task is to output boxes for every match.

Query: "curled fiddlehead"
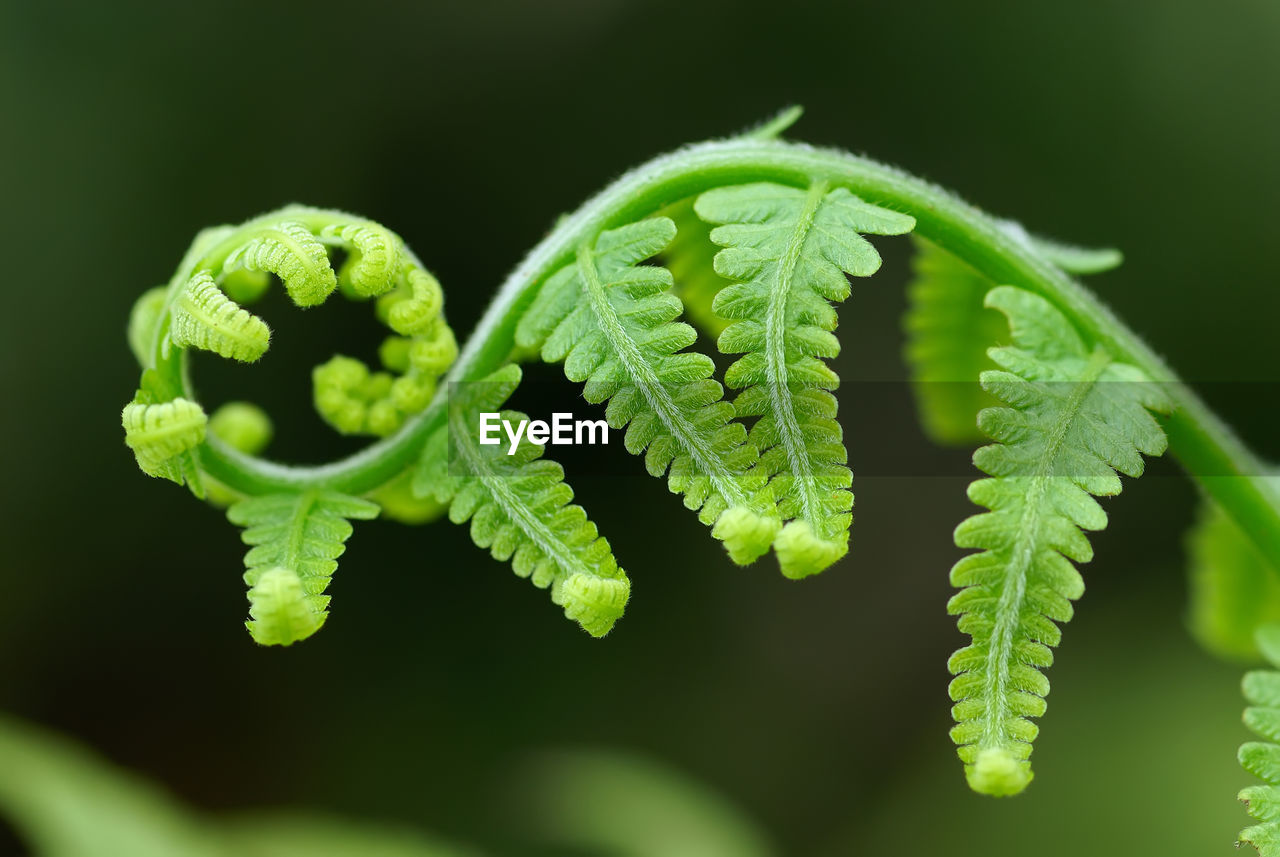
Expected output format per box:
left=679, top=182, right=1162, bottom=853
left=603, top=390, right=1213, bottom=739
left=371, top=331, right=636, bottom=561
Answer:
left=119, top=114, right=1280, bottom=823
left=122, top=205, right=460, bottom=644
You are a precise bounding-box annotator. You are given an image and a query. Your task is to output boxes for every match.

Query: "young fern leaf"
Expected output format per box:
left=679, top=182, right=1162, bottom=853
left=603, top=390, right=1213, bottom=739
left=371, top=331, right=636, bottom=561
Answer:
left=903, top=238, right=1006, bottom=446
left=1186, top=496, right=1280, bottom=661
left=121, top=393, right=208, bottom=496
left=948, top=285, right=1170, bottom=796
left=227, top=491, right=380, bottom=646
left=413, top=364, right=630, bottom=637
left=693, top=182, right=915, bottom=577
left=904, top=231, right=1124, bottom=446
left=323, top=220, right=403, bottom=298
left=122, top=369, right=211, bottom=496
left=221, top=220, right=336, bottom=307
left=170, top=271, right=271, bottom=362
left=513, top=217, right=780, bottom=568
left=315, top=258, right=457, bottom=437
left=1239, top=624, right=1280, bottom=855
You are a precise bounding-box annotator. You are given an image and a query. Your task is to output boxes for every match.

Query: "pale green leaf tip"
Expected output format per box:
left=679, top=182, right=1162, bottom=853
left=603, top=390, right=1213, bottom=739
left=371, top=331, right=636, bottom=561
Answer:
left=246, top=567, right=326, bottom=647
left=966, top=748, right=1033, bottom=796
left=774, top=520, right=847, bottom=579
left=713, top=506, right=781, bottom=565
left=558, top=573, right=630, bottom=638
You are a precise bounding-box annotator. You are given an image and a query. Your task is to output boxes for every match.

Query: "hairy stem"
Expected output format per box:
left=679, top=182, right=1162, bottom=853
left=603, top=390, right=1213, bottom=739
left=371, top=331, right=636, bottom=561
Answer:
left=191, top=138, right=1280, bottom=570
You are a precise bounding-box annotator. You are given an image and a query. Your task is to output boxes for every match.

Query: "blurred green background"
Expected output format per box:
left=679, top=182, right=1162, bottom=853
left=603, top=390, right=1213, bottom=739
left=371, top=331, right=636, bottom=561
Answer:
left=1, top=0, right=1277, bottom=854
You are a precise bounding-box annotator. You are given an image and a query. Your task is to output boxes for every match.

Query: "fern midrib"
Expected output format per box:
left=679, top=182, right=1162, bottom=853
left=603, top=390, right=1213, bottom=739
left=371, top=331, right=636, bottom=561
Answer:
left=178, top=285, right=262, bottom=350
left=765, top=181, right=829, bottom=531
left=448, top=408, right=592, bottom=580
left=980, top=348, right=1110, bottom=749
left=282, top=491, right=319, bottom=580
left=576, top=243, right=745, bottom=507
left=129, top=412, right=201, bottom=446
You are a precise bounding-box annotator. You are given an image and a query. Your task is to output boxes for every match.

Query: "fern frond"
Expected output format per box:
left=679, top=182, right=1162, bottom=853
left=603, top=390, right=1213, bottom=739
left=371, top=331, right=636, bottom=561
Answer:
left=1187, top=498, right=1280, bottom=661
left=227, top=490, right=380, bottom=645
left=1239, top=624, right=1280, bottom=854
left=948, top=285, right=1170, bottom=796
left=121, top=388, right=207, bottom=497
left=170, top=271, right=271, bottom=362
left=413, top=364, right=630, bottom=637
left=903, top=238, right=1005, bottom=445
left=693, top=182, right=915, bottom=577
left=222, top=220, right=336, bottom=306
left=513, top=217, right=780, bottom=567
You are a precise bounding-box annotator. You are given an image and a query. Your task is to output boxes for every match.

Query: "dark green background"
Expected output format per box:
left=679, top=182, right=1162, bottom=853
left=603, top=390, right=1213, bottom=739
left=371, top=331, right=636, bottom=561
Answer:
left=1, top=0, right=1277, bottom=854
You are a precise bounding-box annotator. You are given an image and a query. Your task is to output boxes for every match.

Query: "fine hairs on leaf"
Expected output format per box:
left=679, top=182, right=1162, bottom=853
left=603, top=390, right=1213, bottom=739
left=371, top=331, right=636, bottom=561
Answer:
left=117, top=113, right=1280, bottom=827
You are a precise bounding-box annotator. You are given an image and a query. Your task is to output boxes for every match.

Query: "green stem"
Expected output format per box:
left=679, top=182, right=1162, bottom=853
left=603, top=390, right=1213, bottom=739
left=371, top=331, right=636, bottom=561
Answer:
left=194, top=138, right=1280, bottom=569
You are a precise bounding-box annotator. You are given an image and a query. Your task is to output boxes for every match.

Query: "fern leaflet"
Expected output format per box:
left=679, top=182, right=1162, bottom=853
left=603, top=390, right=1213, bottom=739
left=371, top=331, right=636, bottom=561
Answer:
left=997, top=219, right=1124, bottom=276
left=513, top=217, right=779, bottom=568
left=413, top=364, right=630, bottom=637
left=170, top=271, right=271, bottom=362
left=947, top=285, right=1169, bottom=795
left=1187, top=497, right=1280, bottom=661
left=220, top=219, right=336, bottom=306
left=1240, top=624, right=1280, bottom=854
left=903, top=237, right=1005, bottom=445
left=693, top=182, right=915, bottom=577
left=122, top=371, right=207, bottom=497
left=227, top=490, right=380, bottom=645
